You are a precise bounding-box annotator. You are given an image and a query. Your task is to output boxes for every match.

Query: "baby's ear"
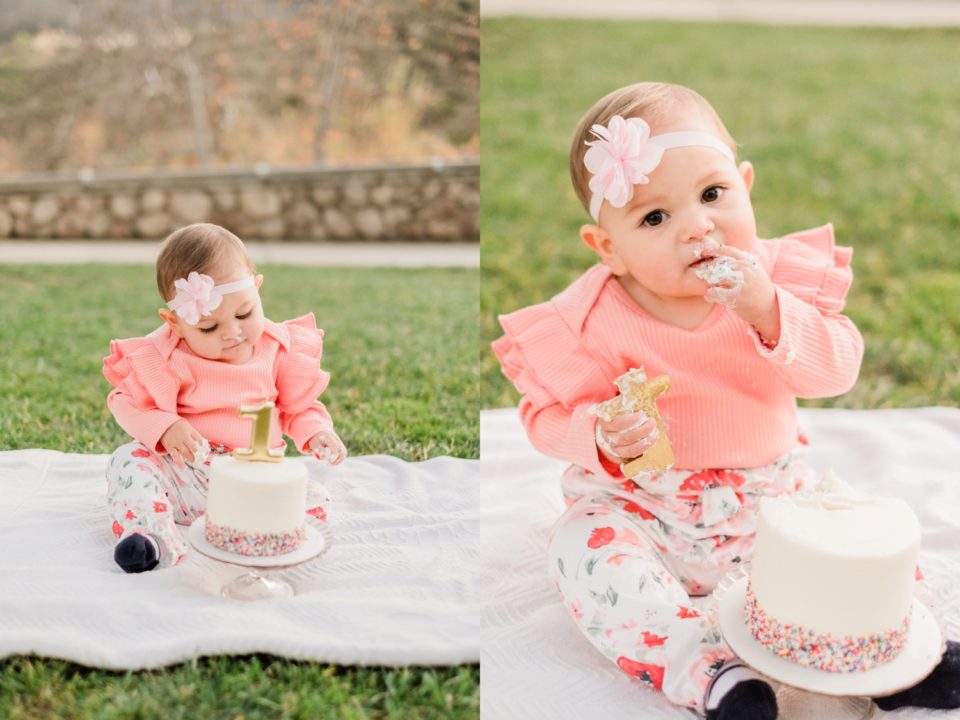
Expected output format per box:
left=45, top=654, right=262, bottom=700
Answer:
left=739, top=161, right=754, bottom=193
left=255, top=273, right=264, bottom=289
left=158, top=308, right=184, bottom=338
left=580, top=224, right=627, bottom=276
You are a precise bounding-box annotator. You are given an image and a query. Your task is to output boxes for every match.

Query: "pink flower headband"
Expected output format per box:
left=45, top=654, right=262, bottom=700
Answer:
left=167, top=272, right=255, bottom=326
left=585, top=115, right=736, bottom=223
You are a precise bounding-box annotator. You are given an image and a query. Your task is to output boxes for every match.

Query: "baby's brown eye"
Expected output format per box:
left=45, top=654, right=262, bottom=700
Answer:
left=237, top=311, right=252, bottom=320
left=702, top=186, right=722, bottom=202
left=199, top=325, right=218, bottom=334
left=643, top=210, right=665, bottom=227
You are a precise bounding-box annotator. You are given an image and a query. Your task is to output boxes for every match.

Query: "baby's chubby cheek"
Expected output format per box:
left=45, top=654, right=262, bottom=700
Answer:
left=724, top=214, right=759, bottom=252
left=246, top=326, right=266, bottom=348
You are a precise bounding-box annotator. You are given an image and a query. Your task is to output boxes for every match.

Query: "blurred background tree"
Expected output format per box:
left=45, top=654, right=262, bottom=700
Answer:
left=0, top=0, right=479, bottom=172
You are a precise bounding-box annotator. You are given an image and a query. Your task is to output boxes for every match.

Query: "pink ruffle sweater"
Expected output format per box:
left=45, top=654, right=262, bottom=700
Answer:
left=103, top=313, right=334, bottom=454
left=493, top=224, right=864, bottom=475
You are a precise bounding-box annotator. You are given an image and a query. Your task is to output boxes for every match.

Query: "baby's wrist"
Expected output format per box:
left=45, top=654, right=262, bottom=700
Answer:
left=747, top=293, right=780, bottom=345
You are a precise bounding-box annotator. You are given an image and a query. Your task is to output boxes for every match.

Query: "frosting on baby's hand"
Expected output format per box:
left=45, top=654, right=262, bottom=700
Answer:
left=694, top=237, right=760, bottom=309
left=589, top=367, right=650, bottom=421
left=588, top=367, right=674, bottom=474
left=308, top=429, right=347, bottom=465
left=192, top=437, right=211, bottom=466
left=697, top=256, right=744, bottom=306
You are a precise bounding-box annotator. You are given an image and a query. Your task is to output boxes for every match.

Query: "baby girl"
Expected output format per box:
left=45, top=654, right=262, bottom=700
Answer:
left=493, top=82, right=958, bottom=717
left=103, top=222, right=346, bottom=573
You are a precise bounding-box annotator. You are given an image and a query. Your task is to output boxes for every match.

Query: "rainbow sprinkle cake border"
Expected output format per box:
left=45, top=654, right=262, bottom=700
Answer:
left=744, top=583, right=910, bottom=672
left=204, top=520, right=305, bottom=557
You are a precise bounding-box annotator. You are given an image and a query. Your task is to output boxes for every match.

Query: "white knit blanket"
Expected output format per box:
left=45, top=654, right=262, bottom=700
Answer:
left=480, top=407, right=960, bottom=720
left=0, top=452, right=479, bottom=670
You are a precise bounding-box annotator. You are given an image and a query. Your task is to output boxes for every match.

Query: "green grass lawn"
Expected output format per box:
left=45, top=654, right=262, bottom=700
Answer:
left=481, top=18, right=960, bottom=409
left=0, top=264, right=479, bottom=719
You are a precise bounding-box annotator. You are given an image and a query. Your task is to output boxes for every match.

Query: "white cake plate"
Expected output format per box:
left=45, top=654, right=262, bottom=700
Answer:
left=188, top=516, right=327, bottom=600
left=716, top=573, right=943, bottom=718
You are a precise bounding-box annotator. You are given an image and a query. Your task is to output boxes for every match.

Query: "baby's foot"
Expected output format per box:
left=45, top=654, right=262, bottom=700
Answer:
left=114, top=533, right=161, bottom=573
left=705, top=662, right=777, bottom=720
left=874, top=640, right=960, bottom=710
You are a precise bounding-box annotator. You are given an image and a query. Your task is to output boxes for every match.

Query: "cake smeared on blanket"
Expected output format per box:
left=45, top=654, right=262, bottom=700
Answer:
left=746, top=472, right=921, bottom=672
left=590, top=367, right=675, bottom=475
left=203, top=401, right=308, bottom=556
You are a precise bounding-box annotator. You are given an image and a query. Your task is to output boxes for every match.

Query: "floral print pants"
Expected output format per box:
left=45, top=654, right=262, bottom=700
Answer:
left=547, top=453, right=814, bottom=714
left=105, top=441, right=332, bottom=568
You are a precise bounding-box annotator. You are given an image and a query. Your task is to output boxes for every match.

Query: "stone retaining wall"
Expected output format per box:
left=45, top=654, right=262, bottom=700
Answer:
left=0, top=160, right=479, bottom=241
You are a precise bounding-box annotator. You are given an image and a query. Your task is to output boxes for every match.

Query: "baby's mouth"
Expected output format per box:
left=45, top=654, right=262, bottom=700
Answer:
left=691, top=237, right=722, bottom=267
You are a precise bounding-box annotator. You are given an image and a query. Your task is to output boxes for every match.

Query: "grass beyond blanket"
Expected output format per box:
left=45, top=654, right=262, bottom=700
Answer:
left=0, top=264, right=479, bottom=719
left=481, top=18, right=960, bottom=410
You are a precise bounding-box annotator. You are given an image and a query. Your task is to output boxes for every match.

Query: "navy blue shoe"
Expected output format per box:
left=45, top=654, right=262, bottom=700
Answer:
left=114, top=534, right=160, bottom=573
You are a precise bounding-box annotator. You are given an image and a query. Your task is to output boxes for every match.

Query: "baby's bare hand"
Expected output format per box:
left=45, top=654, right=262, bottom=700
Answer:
left=160, top=419, right=206, bottom=467
left=597, top=411, right=659, bottom=462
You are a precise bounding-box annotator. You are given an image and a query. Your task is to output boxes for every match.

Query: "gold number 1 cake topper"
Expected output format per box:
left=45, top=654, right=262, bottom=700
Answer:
left=590, top=367, right=675, bottom=476
left=235, top=401, right=284, bottom=463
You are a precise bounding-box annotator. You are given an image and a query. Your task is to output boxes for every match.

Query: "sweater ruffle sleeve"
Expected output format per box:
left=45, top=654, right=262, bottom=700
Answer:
left=274, top=313, right=334, bottom=452
left=767, top=223, right=853, bottom=315
left=753, top=223, right=863, bottom=397
left=102, top=334, right=181, bottom=452
left=493, top=300, right=616, bottom=477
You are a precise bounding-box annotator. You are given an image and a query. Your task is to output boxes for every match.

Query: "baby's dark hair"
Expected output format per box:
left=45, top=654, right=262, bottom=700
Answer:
left=156, top=223, right=255, bottom=301
left=569, top=82, right=738, bottom=215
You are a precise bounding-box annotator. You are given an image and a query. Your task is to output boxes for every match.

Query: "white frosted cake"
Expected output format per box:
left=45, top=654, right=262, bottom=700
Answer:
left=745, top=479, right=920, bottom=672
left=203, top=455, right=308, bottom=556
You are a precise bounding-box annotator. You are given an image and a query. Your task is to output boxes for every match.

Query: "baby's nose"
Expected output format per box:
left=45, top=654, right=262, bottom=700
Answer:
left=686, top=213, right=715, bottom=241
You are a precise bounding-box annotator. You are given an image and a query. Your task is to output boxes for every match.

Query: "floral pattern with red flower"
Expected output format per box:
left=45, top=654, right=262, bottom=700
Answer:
left=615, top=497, right=656, bottom=521
left=616, top=656, right=665, bottom=690
left=587, top=526, right=616, bottom=549
left=640, top=631, right=668, bottom=647
left=677, top=469, right=747, bottom=502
